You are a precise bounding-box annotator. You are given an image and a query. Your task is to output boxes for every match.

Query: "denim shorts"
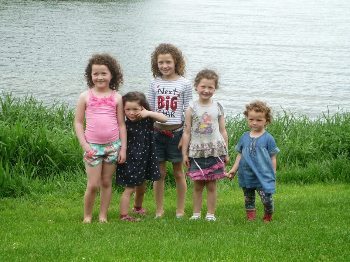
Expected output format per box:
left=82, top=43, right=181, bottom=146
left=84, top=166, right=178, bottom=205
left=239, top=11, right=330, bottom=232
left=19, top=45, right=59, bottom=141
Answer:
left=83, top=139, right=121, bottom=167
left=154, top=129, right=183, bottom=163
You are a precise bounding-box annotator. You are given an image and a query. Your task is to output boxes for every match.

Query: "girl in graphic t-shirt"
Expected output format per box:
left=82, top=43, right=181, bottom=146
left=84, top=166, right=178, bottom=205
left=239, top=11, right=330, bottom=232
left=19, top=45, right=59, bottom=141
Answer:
left=74, top=53, right=127, bottom=223
left=182, top=69, right=229, bottom=222
left=147, top=43, right=192, bottom=218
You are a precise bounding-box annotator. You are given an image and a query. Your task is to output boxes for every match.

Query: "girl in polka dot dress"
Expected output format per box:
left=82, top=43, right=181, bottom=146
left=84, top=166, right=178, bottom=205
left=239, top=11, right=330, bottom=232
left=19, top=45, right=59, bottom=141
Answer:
left=117, top=91, right=167, bottom=221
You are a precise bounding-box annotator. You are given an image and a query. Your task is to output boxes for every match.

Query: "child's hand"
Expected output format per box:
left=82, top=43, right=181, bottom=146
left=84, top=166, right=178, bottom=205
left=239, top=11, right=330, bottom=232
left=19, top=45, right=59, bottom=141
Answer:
left=137, top=107, right=150, bottom=119
left=178, top=137, right=183, bottom=149
left=225, top=169, right=236, bottom=180
left=183, top=155, right=190, bottom=168
left=118, top=148, right=126, bottom=164
left=83, top=144, right=93, bottom=154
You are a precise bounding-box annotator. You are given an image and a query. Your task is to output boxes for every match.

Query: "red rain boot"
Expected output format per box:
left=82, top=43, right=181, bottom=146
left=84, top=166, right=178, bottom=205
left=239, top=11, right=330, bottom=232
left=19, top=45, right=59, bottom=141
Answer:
left=246, top=209, right=256, bottom=221
left=263, top=213, right=272, bottom=223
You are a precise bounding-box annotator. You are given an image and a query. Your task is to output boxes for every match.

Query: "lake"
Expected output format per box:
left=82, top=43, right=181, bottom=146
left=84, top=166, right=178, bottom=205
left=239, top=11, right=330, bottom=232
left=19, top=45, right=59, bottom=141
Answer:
left=1, top=0, right=349, bottom=117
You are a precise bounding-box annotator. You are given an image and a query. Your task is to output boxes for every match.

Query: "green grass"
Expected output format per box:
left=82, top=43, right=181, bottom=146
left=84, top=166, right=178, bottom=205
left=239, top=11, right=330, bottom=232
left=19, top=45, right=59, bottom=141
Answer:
left=1, top=93, right=349, bottom=260
left=0, top=181, right=349, bottom=261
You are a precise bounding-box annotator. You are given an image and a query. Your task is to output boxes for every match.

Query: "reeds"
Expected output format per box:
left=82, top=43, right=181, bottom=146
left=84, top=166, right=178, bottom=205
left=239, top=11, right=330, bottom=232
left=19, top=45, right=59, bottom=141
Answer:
left=227, top=109, right=350, bottom=184
left=1, top=93, right=349, bottom=197
left=0, top=93, right=82, bottom=197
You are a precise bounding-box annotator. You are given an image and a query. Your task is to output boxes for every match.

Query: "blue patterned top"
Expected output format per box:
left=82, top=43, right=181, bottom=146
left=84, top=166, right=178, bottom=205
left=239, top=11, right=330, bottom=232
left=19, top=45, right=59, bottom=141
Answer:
left=235, top=131, right=280, bottom=193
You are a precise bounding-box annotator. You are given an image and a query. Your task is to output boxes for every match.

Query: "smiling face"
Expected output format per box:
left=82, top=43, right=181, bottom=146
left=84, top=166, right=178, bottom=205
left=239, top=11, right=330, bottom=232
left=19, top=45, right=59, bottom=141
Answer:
left=157, top=53, right=176, bottom=80
left=196, top=78, right=216, bottom=103
left=124, top=101, right=142, bottom=121
left=247, top=110, right=267, bottom=135
left=91, top=64, right=112, bottom=90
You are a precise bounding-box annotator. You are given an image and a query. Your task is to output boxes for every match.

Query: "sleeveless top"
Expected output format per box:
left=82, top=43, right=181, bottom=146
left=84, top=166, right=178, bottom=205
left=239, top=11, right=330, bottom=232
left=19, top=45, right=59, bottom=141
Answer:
left=188, top=100, right=227, bottom=158
left=84, top=90, right=120, bottom=144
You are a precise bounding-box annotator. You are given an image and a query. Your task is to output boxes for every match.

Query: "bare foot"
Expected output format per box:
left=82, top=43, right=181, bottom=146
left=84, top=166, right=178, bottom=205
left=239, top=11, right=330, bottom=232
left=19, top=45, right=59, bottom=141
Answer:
left=83, top=217, right=92, bottom=224
left=99, top=217, right=108, bottom=223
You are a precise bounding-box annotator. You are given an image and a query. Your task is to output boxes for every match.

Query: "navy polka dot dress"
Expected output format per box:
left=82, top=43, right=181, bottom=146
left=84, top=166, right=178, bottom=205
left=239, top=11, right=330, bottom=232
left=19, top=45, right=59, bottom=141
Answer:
left=116, top=117, right=161, bottom=187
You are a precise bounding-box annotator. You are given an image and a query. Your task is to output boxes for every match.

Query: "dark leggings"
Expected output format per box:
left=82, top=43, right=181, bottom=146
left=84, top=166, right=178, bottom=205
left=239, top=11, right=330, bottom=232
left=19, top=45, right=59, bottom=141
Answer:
left=243, top=187, right=274, bottom=214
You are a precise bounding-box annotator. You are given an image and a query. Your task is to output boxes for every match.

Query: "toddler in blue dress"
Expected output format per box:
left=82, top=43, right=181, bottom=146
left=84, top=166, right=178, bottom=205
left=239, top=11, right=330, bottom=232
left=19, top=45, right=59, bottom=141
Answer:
left=226, top=100, right=279, bottom=222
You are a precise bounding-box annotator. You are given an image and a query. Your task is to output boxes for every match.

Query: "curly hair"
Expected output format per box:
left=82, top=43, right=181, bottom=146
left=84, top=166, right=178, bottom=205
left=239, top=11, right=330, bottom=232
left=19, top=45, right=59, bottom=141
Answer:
left=84, top=53, right=123, bottom=90
left=122, top=91, right=151, bottom=111
left=194, top=69, right=219, bottom=89
left=244, top=100, right=273, bottom=124
left=151, top=43, right=186, bottom=77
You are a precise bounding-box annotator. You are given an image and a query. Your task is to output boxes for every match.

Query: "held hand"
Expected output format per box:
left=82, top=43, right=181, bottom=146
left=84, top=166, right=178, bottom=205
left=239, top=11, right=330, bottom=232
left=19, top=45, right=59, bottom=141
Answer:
left=225, top=169, right=237, bottom=180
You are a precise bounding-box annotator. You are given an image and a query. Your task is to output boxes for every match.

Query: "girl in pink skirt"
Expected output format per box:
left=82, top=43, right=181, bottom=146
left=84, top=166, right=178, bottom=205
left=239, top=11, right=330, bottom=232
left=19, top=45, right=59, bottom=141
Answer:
left=182, top=69, right=229, bottom=221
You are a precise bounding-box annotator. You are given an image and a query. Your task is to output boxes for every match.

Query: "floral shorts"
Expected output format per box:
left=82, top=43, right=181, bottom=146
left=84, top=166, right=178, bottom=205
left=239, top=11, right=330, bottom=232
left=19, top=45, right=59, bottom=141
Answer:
left=83, top=140, right=121, bottom=167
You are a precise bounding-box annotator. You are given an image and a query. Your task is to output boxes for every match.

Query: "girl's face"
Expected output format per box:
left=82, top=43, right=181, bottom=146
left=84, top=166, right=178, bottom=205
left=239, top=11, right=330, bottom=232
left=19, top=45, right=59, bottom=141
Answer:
left=247, top=110, right=267, bottom=133
left=91, top=64, right=112, bottom=90
left=124, top=101, right=142, bottom=121
left=196, top=78, right=216, bottom=103
left=157, top=53, right=176, bottom=80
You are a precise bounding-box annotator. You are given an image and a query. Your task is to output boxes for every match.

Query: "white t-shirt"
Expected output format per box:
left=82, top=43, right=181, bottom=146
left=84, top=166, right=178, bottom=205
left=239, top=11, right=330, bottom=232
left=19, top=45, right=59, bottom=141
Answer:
left=188, top=100, right=227, bottom=158
left=147, top=76, right=192, bottom=125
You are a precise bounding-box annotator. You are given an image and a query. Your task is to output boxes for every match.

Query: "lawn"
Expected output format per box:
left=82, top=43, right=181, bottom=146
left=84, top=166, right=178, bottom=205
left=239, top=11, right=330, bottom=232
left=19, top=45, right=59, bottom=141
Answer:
left=1, top=94, right=349, bottom=261
left=1, top=182, right=349, bottom=261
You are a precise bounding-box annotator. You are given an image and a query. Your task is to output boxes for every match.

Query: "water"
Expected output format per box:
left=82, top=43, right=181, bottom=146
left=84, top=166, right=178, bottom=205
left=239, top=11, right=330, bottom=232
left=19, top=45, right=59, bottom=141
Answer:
left=1, top=0, right=350, bottom=117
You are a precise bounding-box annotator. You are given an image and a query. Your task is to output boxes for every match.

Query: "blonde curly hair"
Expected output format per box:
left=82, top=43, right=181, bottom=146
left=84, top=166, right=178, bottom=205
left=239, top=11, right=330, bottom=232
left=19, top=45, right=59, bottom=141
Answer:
left=244, top=100, right=273, bottom=124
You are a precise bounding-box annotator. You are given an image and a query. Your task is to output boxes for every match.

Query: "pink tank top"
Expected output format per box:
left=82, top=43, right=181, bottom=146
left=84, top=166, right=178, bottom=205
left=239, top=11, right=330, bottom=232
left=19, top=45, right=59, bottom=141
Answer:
left=85, top=90, right=120, bottom=144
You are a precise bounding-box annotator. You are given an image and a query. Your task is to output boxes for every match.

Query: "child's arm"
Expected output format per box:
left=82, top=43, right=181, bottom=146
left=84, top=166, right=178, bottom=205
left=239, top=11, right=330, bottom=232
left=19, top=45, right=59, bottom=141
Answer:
left=138, top=108, right=167, bottom=123
left=183, top=82, right=193, bottom=111
left=226, top=153, right=241, bottom=179
left=181, top=108, right=192, bottom=168
left=116, top=94, right=127, bottom=164
left=271, top=155, right=277, bottom=174
left=218, top=114, right=229, bottom=163
left=74, top=92, right=91, bottom=152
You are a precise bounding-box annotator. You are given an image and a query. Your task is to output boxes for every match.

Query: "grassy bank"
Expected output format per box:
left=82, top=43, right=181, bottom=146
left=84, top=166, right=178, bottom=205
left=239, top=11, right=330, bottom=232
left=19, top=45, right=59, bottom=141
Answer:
left=0, top=183, right=349, bottom=261
left=0, top=93, right=350, bottom=197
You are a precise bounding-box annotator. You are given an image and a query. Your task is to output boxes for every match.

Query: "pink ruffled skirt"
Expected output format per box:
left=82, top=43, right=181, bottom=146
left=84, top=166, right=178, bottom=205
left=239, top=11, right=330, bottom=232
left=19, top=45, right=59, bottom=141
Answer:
left=187, top=156, right=226, bottom=181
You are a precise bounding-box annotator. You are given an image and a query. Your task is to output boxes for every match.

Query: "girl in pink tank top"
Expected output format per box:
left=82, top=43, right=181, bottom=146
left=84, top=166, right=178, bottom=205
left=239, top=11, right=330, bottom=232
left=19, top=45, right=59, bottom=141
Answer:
left=74, top=54, right=127, bottom=223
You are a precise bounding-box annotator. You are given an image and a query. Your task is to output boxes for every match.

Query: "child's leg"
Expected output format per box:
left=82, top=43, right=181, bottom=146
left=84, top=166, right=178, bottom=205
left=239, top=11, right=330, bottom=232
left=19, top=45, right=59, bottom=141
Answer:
left=99, top=162, right=116, bottom=222
left=134, top=182, right=147, bottom=211
left=206, top=180, right=217, bottom=215
left=173, top=161, right=187, bottom=216
left=257, top=189, right=274, bottom=221
left=243, top=187, right=256, bottom=220
left=120, top=186, right=136, bottom=217
left=192, top=180, right=205, bottom=214
left=153, top=161, right=167, bottom=216
left=84, top=164, right=103, bottom=223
